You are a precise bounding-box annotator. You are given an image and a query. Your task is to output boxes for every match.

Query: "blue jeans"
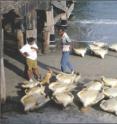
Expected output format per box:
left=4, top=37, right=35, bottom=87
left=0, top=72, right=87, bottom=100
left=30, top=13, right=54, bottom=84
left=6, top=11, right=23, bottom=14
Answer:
left=61, top=51, right=74, bottom=73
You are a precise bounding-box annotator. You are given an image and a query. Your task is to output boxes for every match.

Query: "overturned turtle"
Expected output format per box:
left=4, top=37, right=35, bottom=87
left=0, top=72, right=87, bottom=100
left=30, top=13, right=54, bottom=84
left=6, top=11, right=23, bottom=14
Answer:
left=73, top=48, right=87, bottom=57
left=92, top=41, right=107, bottom=48
left=49, top=81, right=76, bottom=94
left=103, top=87, right=117, bottom=98
left=91, top=48, right=108, bottom=59
left=89, top=44, right=100, bottom=51
left=84, top=80, right=103, bottom=91
left=100, top=97, right=117, bottom=115
left=77, top=88, right=104, bottom=107
left=101, top=76, right=117, bottom=87
left=52, top=92, right=74, bottom=108
left=89, top=44, right=108, bottom=58
left=21, top=81, right=40, bottom=89
left=56, top=72, right=81, bottom=84
left=21, top=92, right=50, bottom=112
left=25, top=85, right=45, bottom=96
left=109, top=43, right=117, bottom=52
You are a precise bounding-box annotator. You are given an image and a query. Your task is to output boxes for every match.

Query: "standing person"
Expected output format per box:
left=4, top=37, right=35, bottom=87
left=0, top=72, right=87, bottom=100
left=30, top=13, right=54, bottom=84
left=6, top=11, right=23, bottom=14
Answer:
left=58, top=28, right=74, bottom=74
left=20, top=37, right=41, bottom=82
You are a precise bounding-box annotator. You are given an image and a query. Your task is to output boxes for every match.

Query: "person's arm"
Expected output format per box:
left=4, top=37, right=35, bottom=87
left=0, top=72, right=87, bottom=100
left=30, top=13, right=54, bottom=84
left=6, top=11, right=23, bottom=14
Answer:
left=31, top=43, right=39, bottom=52
left=19, top=45, right=29, bottom=57
left=69, top=42, right=73, bottom=51
left=31, top=47, right=39, bottom=52
left=65, top=33, right=73, bottom=50
left=65, top=33, right=71, bottom=45
left=20, top=52, right=29, bottom=57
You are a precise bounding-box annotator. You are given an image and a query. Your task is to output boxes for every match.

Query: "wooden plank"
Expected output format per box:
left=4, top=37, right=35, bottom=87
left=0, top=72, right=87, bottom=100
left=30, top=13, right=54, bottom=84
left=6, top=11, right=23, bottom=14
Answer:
left=54, top=2, right=75, bottom=25
left=46, top=6, right=54, bottom=34
left=38, top=0, right=50, bottom=10
left=0, top=28, right=6, bottom=102
left=26, top=29, right=37, bottom=39
left=66, top=2, right=75, bottom=18
left=52, top=1, right=66, bottom=11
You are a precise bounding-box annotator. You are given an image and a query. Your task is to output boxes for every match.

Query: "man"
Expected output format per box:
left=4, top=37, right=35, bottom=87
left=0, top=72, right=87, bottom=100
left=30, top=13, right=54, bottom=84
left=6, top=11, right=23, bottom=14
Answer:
left=20, top=37, right=41, bottom=82
left=58, top=28, right=74, bottom=74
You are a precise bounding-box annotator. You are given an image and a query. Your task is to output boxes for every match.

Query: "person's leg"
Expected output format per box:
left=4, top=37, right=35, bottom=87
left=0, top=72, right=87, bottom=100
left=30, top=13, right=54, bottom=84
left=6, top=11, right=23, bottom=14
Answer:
left=66, top=52, right=74, bottom=73
left=61, top=52, right=67, bottom=72
left=26, top=58, right=33, bottom=81
left=33, top=67, right=41, bottom=80
left=27, top=69, right=33, bottom=81
left=32, top=60, right=41, bottom=80
left=24, top=60, right=28, bottom=79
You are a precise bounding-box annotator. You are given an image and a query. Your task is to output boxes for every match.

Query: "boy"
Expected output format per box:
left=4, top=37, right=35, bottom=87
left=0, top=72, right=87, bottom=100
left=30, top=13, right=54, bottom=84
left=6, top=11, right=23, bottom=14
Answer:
left=58, top=28, right=74, bottom=74
left=20, top=37, right=40, bottom=82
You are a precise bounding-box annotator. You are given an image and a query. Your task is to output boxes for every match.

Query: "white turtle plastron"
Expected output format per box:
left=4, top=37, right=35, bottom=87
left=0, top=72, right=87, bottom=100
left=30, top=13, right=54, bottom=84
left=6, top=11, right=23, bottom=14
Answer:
left=100, top=97, right=117, bottom=115
left=73, top=48, right=87, bottom=57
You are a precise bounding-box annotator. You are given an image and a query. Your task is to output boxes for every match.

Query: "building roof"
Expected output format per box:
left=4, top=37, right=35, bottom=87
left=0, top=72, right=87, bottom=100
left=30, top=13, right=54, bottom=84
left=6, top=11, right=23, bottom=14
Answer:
left=52, top=1, right=66, bottom=12
left=0, top=0, right=26, bottom=14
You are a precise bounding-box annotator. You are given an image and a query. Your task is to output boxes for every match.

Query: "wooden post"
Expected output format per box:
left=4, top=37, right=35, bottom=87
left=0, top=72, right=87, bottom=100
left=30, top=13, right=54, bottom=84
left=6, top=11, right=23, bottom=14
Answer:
left=26, top=10, right=37, bottom=41
left=42, top=7, right=54, bottom=53
left=0, top=27, right=6, bottom=103
left=49, top=5, right=56, bottom=49
left=46, top=7, right=52, bottom=46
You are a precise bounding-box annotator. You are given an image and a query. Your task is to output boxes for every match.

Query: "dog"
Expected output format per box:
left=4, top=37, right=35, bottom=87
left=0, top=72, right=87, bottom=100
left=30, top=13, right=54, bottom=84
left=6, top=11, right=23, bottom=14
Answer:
left=40, top=68, right=53, bottom=85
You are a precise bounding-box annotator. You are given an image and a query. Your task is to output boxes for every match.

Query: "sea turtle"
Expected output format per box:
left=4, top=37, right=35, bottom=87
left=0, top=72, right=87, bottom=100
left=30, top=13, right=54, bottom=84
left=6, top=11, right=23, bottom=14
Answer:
left=100, top=97, right=117, bottom=115
left=109, top=43, right=117, bottom=52
left=77, top=88, right=104, bottom=107
left=73, top=48, right=87, bottom=57
left=21, top=93, right=50, bottom=111
left=56, top=72, right=81, bottom=84
left=91, top=48, right=108, bottom=59
left=21, top=81, right=40, bottom=89
left=49, top=81, right=76, bottom=94
left=103, top=87, right=117, bottom=98
left=92, top=41, right=107, bottom=48
left=84, top=80, right=103, bottom=91
left=25, top=85, right=45, bottom=96
left=52, top=92, right=74, bottom=107
left=101, top=76, right=117, bottom=87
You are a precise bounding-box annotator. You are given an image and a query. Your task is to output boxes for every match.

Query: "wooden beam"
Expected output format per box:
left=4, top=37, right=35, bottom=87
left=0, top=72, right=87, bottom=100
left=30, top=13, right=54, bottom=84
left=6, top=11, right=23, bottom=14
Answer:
left=0, top=27, right=6, bottom=103
left=54, top=2, right=75, bottom=25
left=38, top=0, right=50, bottom=10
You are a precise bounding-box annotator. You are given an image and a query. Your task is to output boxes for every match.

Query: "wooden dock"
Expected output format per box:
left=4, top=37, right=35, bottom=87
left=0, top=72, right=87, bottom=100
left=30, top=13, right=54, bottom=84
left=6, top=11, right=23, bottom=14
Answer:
left=54, top=2, right=75, bottom=25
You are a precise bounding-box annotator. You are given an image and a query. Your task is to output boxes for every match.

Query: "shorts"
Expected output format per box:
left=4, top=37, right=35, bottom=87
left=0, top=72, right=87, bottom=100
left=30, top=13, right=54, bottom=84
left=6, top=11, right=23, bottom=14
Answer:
left=26, top=58, right=38, bottom=70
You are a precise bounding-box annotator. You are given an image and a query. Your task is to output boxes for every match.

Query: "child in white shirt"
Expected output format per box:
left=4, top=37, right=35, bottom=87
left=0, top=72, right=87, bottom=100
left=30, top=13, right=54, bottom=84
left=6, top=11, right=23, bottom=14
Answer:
left=20, top=37, right=41, bottom=82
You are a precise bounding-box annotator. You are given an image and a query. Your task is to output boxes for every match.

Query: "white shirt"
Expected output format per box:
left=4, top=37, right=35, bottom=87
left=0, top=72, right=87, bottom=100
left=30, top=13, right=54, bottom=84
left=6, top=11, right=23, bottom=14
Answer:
left=61, top=32, right=71, bottom=52
left=20, top=43, right=38, bottom=60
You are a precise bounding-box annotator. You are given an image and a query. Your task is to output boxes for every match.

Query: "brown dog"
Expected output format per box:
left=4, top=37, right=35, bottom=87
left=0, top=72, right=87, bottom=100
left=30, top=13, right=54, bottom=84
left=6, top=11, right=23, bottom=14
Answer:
left=40, top=68, right=53, bottom=85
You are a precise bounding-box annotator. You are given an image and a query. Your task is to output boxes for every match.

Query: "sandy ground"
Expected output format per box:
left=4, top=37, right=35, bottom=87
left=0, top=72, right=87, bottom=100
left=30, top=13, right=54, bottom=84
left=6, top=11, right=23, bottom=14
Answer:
left=1, top=43, right=117, bottom=123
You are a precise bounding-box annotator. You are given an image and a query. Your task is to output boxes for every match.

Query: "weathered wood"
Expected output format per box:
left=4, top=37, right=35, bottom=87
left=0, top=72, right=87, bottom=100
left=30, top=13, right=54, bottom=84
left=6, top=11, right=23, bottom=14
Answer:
left=26, top=29, right=37, bottom=39
left=54, top=13, right=67, bottom=25
left=52, top=0, right=66, bottom=12
left=66, top=2, right=75, bottom=18
left=38, top=0, right=50, bottom=10
left=16, top=29, right=24, bottom=48
left=0, top=27, right=6, bottom=103
left=0, top=0, right=6, bottom=103
left=43, top=5, right=56, bottom=52
left=54, top=2, right=75, bottom=25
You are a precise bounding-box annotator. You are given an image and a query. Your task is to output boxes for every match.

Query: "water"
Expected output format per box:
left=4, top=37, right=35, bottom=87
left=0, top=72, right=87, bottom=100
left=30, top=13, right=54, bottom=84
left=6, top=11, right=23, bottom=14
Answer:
left=68, top=0, right=117, bottom=44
